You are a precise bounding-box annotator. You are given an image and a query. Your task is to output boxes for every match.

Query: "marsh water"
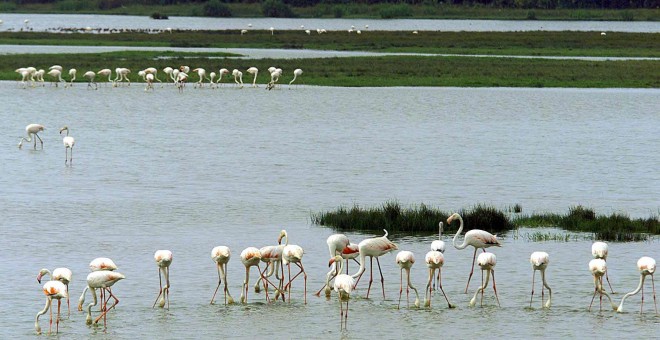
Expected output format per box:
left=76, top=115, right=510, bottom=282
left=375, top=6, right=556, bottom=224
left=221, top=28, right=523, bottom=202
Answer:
left=0, top=82, right=658, bottom=338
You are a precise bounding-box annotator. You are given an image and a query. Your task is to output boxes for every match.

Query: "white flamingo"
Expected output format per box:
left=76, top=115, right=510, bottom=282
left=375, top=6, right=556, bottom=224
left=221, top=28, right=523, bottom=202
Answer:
left=589, top=258, right=617, bottom=311
left=529, top=251, right=552, bottom=308
left=395, top=250, right=420, bottom=309
left=59, top=126, right=75, bottom=165
left=18, top=123, right=45, bottom=149
left=424, top=250, right=454, bottom=308
left=246, top=67, right=259, bottom=87
left=37, top=268, right=73, bottom=314
left=232, top=69, right=243, bottom=88
left=289, top=68, right=303, bottom=85
left=331, top=255, right=354, bottom=331
left=153, top=250, right=172, bottom=309
left=617, top=256, right=656, bottom=313
left=592, top=241, right=615, bottom=293
left=469, top=252, right=501, bottom=307
left=97, top=68, right=113, bottom=85
left=351, top=229, right=398, bottom=299
left=65, top=68, right=76, bottom=87
left=210, top=246, right=235, bottom=305
left=83, top=71, right=97, bottom=90
left=316, top=233, right=350, bottom=297
left=84, top=271, right=125, bottom=328
left=47, top=69, right=64, bottom=87
left=280, top=230, right=307, bottom=304
left=448, top=213, right=501, bottom=293
left=239, top=247, right=261, bottom=304
left=35, top=280, right=67, bottom=335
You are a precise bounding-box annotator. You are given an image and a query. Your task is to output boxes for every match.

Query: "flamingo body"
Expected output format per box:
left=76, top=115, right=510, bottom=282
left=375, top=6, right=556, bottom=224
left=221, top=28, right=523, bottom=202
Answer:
left=617, top=256, right=657, bottom=313
left=211, top=246, right=234, bottom=304
left=529, top=251, right=552, bottom=308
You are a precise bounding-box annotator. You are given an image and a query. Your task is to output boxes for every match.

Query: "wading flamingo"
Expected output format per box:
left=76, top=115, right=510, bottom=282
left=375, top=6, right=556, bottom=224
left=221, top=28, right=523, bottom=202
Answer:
left=589, top=258, right=617, bottom=311
left=153, top=250, right=172, bottom=309
left=65, top=68, right=76, bottom=87
left=232, top=69, right=244, bottom=88
left=254, top=244, right=284, bottom=301
left=246, top=67, right=259, bottom=87
left=279, top=230, right=307, bottom=304
left=145, top=73, right=155, bottom=91
left=316, top=234, right=349, bottom=297
left=83, top=71, right=97, bottom=90
left=84, top=271, right=125, bottom=328
left=47, top=69, right=64, bottom=87
left=331, top=255, right=354, bottom=331
left=447, top=213, right=501, bottom=293
left=78, top=257, right=117, bottom=312
left=617, top=256, right=656, bottom=314
left=592, top=241, right=615, bottom=293
left=217, top=68, right=230, bottom=86
left=469, top=252, right=501, bottom=307
left=59, top=126, right=75, bottom=165
left=18, top=123, right=45, bottom=150
left=37, top=268, right=73, bottom=314
left=351, top=229, right=398, bottom=299
left=113, top=67, right=130, bottom=86
left=424, top=250, right=454, bottom=308
left=210, top=246, right=235, bottom=305
left=395, top=250, right=420, bottom=309
left=430, top=221, right=446, bottom=290
left=192, top=68, right=208, bottom=88
left=289, top=68, right=303, bottom=85
left=35, top=280, right=67, bottom=335
left=97, top=68, right=113, bottom=85
left=529, top=251, right=552, bottom=308
left=239, top=247, right=261, bottom=304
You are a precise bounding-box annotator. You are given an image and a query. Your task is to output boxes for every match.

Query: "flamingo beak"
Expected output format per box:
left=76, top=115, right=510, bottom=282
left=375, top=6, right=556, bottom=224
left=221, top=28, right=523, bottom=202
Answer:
left=37, top=274, right=43, bottom=283
left=328, top=258, right=336, bottom=267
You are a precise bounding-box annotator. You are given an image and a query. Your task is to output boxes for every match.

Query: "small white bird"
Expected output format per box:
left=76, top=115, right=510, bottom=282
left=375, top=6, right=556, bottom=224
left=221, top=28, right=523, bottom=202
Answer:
left=59, top=126, right=75, bottom=165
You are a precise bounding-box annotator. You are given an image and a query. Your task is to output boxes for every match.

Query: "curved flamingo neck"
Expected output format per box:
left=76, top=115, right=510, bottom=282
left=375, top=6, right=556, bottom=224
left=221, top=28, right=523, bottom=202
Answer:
left=452, top=215, right=468, bottom=250
left=618, top=274, right=645, bottom=310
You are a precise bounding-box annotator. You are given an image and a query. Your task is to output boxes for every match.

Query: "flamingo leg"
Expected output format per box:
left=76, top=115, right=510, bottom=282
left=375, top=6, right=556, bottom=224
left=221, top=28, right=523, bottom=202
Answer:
left=425, top=268, right=433, bottom=308
left=49, top=298, right=53, bottom=334
left=365, top=257, right=374, bottom=299
left=492, top=270, right=501, bottom=307
left=530, top=269, right=536, bottom=308
left=641, top=278, right=645, bottom=313
left=66, top=283, right=71, bottom=315
left=376, top=257, right=386, bottom=299
left=480, top=269, right=485, bottom=307
left=437, top=269, right=454, bottom=308
left=56, top=299, right=61, bottom=334
left=605, top=271, right=615, bottom=294
left=465, top=247, right=478, bottom=293
left=36, top=133, right=43, bottom=149
left=211, top=264, right=223, bottom=304
left=153, top=268, right=163, bottom=308
left=652, top=274, right=657, bottom=314
left=283, top=262, right=307, bottom=304
left=398, top=268, right=403, bottom=309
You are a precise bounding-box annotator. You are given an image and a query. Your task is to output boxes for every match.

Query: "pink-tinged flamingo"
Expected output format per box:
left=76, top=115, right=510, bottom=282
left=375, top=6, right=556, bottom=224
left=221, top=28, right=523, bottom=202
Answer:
left=351, top=229, right=398, bottom=299
left=145, top=73, right=155, bottom=91
left=424, top=250, right=454, bottom=308
left=84, top=271, right=125, bottom=328
left=217, top=68, right=230, bottom=86
left=592, top=241, right=615, bottom=293
left=83, top=71, right=97, bottom=90
left=192, top=68, right=208, bottom=88
left=316, top=234, right=350, bottom=297
left=59, top=126, right=75, bottom=165
left=430, top=221, right=446, bottom=290
left=143, top=67, right=162, bottom=84
left=37, top=268, right=73, bottom=314
left=279, top=230, right=307, bottom=304
left=246, top=67, right=259, bottom=87
left=617, top=256, right=657, bottom=314
left=35, top=280, right=68, bottom=335
left=469, top=252, right=500, bottom=307
left=47, top=69, right=64, bottom=87
left=97, top=68, right=113, bottom=85
left=113, top=67, right=130, bottom=87
left=153, top=250, right=172, bottom=309
left=448, top=213, right=501, bottom=293
left=529, top=251, right=552, bottom=308
left=254, top=244, right=284, bottom=300
left=18, top=123, right=45, bottom=150
left=239, top=247, right=262, bottom=304
left=395, top=250, right=420, bottom=309
left=589, top=258, right=617, bottom=311
left=211, top=246, right=235, bottom=305
left=331, top=255, right=355, bottom=331
left=78, top=257, right=118, bottom=311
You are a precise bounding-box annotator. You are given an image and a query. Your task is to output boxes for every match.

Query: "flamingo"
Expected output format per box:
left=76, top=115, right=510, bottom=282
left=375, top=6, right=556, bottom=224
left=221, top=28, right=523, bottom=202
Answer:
left=113, top=67, right=130, bottom=86
left=145, top=73, right=155, bottom=91
left=430, top=221, right=446, bottom=290
left=351, top=229, right=398, bottom=299
left=143, top=67, right=162, bottom=83
left=35, top=69, right=45, bottom=86
left=37, top=268, right=73, bottom=314
left=254, top=244, right=284, bottom=300
left=269, top=26, right=274, bottom=35
left=447, top=213, right=501, bottom=293
left=176, top=72, right=188, bottom=93
left=192, top=68, right=208, bottom=88
left=617, top=256, right=657, bottom=314
left=469, top=252, right=501, bottom=307
left=78, top=257, right=117, bottom=311
left=588, top=258, right=617, bottom=311
left=47, top=69, right=64, bottom=87
left=289, top=68, right=303, bottom=85
left=424, top=250, right=454, bottom=308
left=163, top=67, right=174, bottom=84
left=83, top=71, right=97, bottom=90
left=65, top=68, right=76, bottom=87
left=316, top=234, right=349, bottom=297
left=239, top=247, right=262, bottom=304
left=232, top=69, right=243, bottom=88
left=592, top=241, right=615, bottom=293
left=217, top=68, right=230, bottom=86
left=279, top=230, right=307, bottom=304
left=210, top=246, right=235, bottom=305
left=331, top=255, right=354, bottom=331
left=529, top=251, right=552, bottom=308
left=84, top=271, right=126, bottom=328
left=266, top=68, right=282, bottom=90
left=59, top=126, right=75, bottom=165
left=97, top=68, right=113, bottom=85
left=18, top=123, right=45, bottom=150
left=49, top=65, right=63, bottom=72
left=180, top=65, right=190, bottom=74
left=395, top=250, right=420, bottom=309
left=15, top=67, right=31, bottom=88
left=35, top=280, right=67, bottom=335
left=246, top=67, right=259, bottom=87
left=153, top=250, right=172, bottom=309
left=209, top=72, right=218, bottom=89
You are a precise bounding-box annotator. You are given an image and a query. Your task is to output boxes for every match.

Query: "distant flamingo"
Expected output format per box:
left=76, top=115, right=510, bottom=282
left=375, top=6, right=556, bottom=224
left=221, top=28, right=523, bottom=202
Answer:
left=395, top=250, right=420, bottom=309
left=153, top=250, right=172, bottom=309
left=331, top=255, right=354, bottom=331
left=65, top=68, right=76, bottom=87
left=49, top=65, right=63, bottom=72
left=279, top=230, right=307, bottom=304
left=97, top=68, right=113, bottom=85
left=430, top=221, right=446, bottom=290
left=47, top=69, right=64, bottom=87
left=18, top=123, right=45, bottom=150
left=289, top=68, right=303, bottom=85
left=588, top=258, right=617, bottom=311
left=209, top=72, right=218, bottom=89
left=84, top=271, right=125, bottom=328
left=83, top=71, right=97, bottom=90
left=59, top=126, right=75, bottom=165
left=35, top=280, right=67, bottom=335
left=617, top=256, right=657, bottom=314
left=246, top=67, right=259, bottom=87
left=113, top=67, right=130, bottom=86
left=469, top=252, right=501, bottom=307
left=351, top=229, right=398, bottom=299
left=163, top=67, right=174, bottom=84
left=424, top=250, right=454, bottom=308
left=192, top=68, right=208, bottom=88
left=232, top=69, right=244, bottom=88
left=448, top=213, right=501, bottom=293
left=143, top=67, right=162, bottom=83
left=267, top=68, right=282, bottom=90
left=592, top=241, right=615, bottom=293
left=210, top=246, right=235, bottom=305
left=37, top=268, right=73, bottom=314
left=145, top=73, right=155, bottom=91
left=529, top=251, right=552, bottom=308
left=217, top=68, right=230, bottom=86
left=239, top=247, right=262, bottom=304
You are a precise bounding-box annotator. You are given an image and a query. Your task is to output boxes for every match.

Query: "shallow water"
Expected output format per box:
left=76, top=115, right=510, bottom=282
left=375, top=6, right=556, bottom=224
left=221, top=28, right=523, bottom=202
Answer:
left=1, top=83, right=658, bottom=338
left=1, top=13, right=659, bottom=32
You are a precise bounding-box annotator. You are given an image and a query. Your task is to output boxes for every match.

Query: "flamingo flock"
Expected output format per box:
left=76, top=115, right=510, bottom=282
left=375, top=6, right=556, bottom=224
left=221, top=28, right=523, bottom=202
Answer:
left=14, top=64, right=304, bottom=91
left=29, top=216, right=658, bottom=334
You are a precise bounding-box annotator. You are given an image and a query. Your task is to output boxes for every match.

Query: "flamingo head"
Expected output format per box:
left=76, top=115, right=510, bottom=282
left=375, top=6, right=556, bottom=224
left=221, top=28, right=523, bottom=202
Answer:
left=329, top=255, right=342, bottom=267
left=277, top=229, right=287, bottom=244
left=37, top=268, right=49, bottom=283
left=446, top=213, right=459, bottom=225
left=59, top=126, right=69, bottom=135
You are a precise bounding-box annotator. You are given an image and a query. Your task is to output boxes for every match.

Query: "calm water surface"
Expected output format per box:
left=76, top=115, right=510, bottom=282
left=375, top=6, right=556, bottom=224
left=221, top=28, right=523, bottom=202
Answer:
left=0, top=83, right=658, bottom=338
left=1, top=13, right=659, bottom=32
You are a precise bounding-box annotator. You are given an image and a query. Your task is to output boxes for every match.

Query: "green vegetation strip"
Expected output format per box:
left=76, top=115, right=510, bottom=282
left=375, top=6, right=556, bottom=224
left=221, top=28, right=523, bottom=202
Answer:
left=2, top=51, right=659, bottom=88
left=1, top=31, right=659, bottom=57
left=311, top=202, right=659, bottom=242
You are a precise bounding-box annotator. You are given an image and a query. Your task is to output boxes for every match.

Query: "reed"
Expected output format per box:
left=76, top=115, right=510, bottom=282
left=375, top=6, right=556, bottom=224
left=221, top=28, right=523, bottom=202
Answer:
left=312, top=203, right=658, bottom=242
